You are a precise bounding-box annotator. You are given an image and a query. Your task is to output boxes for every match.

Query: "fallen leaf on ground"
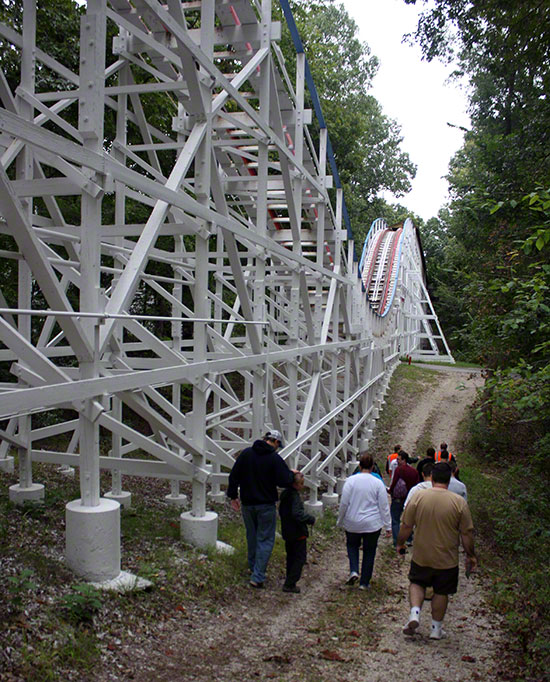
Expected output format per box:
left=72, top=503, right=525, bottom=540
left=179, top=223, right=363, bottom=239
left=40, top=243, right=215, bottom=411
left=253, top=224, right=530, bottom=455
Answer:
left=462, top=655, right=476, bottom=663
left=320, top=649, right=346, bottom=662
left=380, top=648, right=397, bottom=655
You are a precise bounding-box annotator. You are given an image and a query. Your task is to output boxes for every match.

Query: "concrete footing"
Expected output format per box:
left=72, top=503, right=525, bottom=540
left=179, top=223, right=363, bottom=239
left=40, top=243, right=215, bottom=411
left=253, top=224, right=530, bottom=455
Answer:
left=304, top=500, right=323, bottom=517
left=346, top=461, right=358, bottom=476
left=208, top=491, right=227, bottom=504
left=66, top=498, right=121, bottom=582
left=57, top=465, right=75, bottom=478
left=180, top=510, right=218, bottom=549
left=165, top=493, right=188, bottom=508
left=321, top=492, right=339, bottom=509
left=0, top=456, right=14, bottom=473
left=89, top=570, right=152, bottom=592
left=216, top=540, right=235, bottom=555
left=9, top=482, right=45, bottom=505
left=105, top=490, right=132, bottom=509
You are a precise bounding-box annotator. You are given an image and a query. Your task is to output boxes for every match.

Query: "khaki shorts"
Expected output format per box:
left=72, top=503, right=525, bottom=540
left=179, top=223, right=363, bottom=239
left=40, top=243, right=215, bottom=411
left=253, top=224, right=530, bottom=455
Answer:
left=408, top=560, right=459, bottom=595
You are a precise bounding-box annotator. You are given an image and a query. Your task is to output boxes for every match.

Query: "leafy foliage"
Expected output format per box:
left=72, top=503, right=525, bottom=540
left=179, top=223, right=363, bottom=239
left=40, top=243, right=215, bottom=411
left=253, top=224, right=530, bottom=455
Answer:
left=60, top=584, right=103, bottom=624
left=7, top=568, right=37, bottom=612
left=405, top=2, right=550, bottom=675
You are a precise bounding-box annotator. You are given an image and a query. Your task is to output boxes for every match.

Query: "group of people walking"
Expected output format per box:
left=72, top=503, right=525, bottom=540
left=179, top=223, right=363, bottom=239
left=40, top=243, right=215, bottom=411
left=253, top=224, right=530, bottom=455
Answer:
left=227, top=431, right=477, bottom=639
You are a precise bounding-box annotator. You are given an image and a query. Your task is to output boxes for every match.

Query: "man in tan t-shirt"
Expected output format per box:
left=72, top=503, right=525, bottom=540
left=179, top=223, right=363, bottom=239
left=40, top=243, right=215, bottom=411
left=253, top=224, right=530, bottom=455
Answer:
left=396, top=462, right=477, bottom=640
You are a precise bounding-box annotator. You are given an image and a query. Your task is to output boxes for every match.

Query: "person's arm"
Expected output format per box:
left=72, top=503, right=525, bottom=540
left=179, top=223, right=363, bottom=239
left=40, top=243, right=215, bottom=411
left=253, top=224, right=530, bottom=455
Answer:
left=336, top=481, right=351, bottom=528
left=274, top=455, right=294, bottom=488
left=460, top=529, right=477, bottom=572
left=396, top=522, right=413, bottom=552
left=227, top=455, right=242, bottom=502
left=378, top=482, right=392, bottom=533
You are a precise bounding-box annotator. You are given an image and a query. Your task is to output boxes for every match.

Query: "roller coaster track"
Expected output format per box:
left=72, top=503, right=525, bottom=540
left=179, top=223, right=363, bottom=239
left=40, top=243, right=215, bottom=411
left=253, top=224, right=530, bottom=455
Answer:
left=0, top=0, right=452, bottom=580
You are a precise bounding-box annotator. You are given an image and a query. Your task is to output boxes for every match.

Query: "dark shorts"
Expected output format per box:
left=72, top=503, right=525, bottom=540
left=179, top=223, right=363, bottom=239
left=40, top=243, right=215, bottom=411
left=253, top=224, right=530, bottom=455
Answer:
left=408, top=560, right=459, bottom=595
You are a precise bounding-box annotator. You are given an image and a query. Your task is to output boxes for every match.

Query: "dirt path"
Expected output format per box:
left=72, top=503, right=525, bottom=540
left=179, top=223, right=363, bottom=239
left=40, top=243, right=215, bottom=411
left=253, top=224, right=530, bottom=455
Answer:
left=112, top=366, right=503, bottom=682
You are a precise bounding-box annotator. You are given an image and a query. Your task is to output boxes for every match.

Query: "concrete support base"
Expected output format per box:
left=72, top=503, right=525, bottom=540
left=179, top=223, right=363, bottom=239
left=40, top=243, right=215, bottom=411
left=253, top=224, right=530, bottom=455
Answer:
left=180, top=510, right=218, bottom=549
left=347, top=461, right=358, bottom=476
left=0, top=456, right=14, bottom=473
left=304, top=500, right=323, bottom=517
left=9, top=483, right=45, bottom=505
left=89, top=570, right=152, bottom=592
left=105, top=490, right=132, bottom=509
left=321, top=492, right=339, bottom=509
left=66, top=498, right=121, bottom=582
left=165, top=493, right=188, bottom=508
left=57, top=465, right=75, bottom=478
left=208, top=491, right=226, bottom=504
left=216, top=540, right=235, bottom=555
left=336, top=478, right=346, bottom=495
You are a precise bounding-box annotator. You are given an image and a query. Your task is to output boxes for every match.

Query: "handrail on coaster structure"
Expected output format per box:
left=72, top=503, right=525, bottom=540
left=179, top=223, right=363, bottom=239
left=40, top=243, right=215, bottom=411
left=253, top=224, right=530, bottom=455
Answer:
left=0, top=0, right=452, bottom=582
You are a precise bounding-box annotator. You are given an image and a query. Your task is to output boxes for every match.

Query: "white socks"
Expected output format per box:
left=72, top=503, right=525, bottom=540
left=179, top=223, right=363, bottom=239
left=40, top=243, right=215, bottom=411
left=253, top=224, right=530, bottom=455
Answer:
left=410, top=606, right=421, bottom=621
left=431, top=618, right=443, bottom=632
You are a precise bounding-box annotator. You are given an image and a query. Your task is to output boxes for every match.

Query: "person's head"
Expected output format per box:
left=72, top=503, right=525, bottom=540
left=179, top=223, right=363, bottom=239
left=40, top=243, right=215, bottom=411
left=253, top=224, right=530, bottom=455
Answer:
left=394, top=444, right=402, bottom=453
left=440, top=442, right=448, bottom=452
left=431, top=462, right=452, bottom=486
left=422, top=462, right=434, bottom=480
left=293, top=471, right=305, bottom=491
left=264, top=429, right=284, bottom=450
left=398, top=450, right=408, bottom=465
left=440, top=450, right=450, bottom=461
left=449, top=460, right=458, bottom=476
left=359, top=453, right=374, bottom=472
left=427, top=447, right=435, bottom=459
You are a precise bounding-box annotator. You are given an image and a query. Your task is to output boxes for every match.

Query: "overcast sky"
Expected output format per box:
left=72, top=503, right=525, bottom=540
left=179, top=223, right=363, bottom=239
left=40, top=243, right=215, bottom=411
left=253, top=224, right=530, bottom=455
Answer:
left=339, top=0, right=470, bottom=222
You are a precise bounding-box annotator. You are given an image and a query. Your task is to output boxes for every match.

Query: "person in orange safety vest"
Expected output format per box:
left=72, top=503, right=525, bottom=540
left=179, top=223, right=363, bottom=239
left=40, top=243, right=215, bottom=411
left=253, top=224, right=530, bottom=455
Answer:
left=386, top=444, right=402, bottom=475
left=434, top=442, right=455, bottom=463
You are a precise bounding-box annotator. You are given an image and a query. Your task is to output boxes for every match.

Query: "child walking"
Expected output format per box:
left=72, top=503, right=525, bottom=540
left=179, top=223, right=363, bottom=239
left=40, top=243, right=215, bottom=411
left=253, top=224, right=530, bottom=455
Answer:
left=279, top=471, right=316, bottom=593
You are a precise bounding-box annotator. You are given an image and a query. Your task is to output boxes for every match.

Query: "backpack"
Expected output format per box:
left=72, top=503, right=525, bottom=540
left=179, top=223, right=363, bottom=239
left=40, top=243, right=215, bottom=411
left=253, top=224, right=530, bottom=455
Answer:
left=393, top=477, right=408, bottom=500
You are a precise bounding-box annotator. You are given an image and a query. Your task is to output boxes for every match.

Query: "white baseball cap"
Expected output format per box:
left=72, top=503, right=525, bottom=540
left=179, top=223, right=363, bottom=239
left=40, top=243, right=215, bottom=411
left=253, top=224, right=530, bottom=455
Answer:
left=265, top=429, right=284, bottom=446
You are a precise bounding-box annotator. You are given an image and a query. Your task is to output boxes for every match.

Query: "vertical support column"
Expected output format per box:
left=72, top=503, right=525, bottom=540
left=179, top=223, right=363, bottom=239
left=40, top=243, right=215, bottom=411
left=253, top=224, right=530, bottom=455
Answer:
left=252, top=0, right=272, bottom=440
left=105, top=62, right=131, bottom=509
left=180, top=0, right=217, bottom=549
left=208, top=231, right=225, bottom=505
left=9, top=0, right=44, bottom=505
left=66, top=0, right=121, bottom=582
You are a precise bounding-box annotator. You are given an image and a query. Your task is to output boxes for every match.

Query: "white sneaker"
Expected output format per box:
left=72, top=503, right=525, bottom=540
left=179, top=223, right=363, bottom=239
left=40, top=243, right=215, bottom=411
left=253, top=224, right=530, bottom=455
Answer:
left=346, top=572, right=359, bottom=585
left=429, top=627, right=447, bottom=640
left=403, top=616, right=419, bottom=635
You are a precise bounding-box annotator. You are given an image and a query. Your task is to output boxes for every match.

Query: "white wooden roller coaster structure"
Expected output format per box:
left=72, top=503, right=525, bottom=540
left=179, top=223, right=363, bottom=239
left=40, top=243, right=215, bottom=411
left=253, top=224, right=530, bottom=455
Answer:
left=0, top=0, right=452, bottom=581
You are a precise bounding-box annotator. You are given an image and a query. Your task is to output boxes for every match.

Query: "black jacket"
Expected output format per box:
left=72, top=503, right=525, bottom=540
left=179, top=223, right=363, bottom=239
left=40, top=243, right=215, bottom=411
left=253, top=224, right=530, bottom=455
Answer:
left=279, top=488, right=315, bottom=542
left=417, top=456, right=435, bottom=478
left=227, top=439, right=294, bottom=505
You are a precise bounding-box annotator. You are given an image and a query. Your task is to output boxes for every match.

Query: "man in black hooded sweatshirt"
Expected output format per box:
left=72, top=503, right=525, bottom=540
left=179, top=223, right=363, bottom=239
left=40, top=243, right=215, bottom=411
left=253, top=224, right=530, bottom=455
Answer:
left=227, top=430, right=294, bottom=588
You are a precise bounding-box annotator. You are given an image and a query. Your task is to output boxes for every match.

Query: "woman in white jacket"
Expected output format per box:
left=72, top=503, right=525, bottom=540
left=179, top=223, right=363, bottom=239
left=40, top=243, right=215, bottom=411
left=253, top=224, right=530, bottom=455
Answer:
left=337, top=453, right=392, bottom=589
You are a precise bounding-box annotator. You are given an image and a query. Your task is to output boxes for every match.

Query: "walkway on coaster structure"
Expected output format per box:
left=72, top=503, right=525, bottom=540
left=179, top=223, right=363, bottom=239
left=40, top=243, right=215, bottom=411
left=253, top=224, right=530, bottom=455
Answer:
left=0, top=0, right=452, bottom=582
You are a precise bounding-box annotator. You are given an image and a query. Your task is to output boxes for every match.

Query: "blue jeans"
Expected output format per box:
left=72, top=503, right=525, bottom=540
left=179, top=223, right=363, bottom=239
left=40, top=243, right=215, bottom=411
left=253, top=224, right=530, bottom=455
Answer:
left=390, top=498, right=405, bottom=546
left=345, top=529, right=381, bottom=587
left=241, top=503, right=277, bottom=584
